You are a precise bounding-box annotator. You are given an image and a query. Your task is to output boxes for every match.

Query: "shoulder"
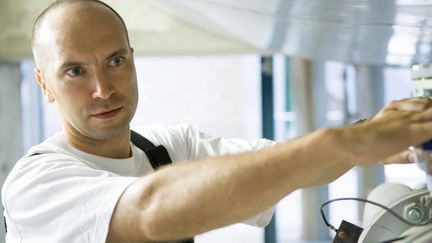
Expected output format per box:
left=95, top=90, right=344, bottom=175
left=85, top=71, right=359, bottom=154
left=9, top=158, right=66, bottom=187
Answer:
left=25, top=132, right=72, bottom=157
left=2, top=150, right=84, bottom=228
left=2, top=132, right=102, bottom=208
left=131, top=123, right=201, bottom=161
left=131, top=123, right=200, bottom=148
left=2, top=150, right=135, bottom=243
left=3, top=133, right=78, bottom=185
left=132, top=123, right=198, bottom=139
left=2, top=148, right=87, bottom=202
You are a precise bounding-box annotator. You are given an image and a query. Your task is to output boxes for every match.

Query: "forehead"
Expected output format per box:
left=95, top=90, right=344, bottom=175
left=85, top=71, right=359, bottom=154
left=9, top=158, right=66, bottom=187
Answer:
left=36, top=3, right=129, bottom=68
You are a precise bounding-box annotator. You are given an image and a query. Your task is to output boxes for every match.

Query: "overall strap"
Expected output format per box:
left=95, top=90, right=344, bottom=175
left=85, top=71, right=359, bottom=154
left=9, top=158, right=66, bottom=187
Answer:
left=130, top=130, right=172, bottom=169
left=3, top=215, right=6, bottom=233
left=130, top=130, right=194, bottom=243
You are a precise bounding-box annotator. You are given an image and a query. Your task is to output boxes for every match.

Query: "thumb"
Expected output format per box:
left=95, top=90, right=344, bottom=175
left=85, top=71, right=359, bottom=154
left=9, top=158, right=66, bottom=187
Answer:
left=380, top=150, right=415, bottom=164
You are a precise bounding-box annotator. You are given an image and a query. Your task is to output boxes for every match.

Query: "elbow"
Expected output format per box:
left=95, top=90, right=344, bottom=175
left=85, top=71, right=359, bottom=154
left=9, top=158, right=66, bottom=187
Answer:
left=112, top=174, right=191, bottom=242
left=139, top=203, right=192, bottom=242
left=130, top=182, right=166, bottom=241
left=118, top=176, right=170, bottom=242
left=139, top=205, right=167, bottom=241
left=133, top=178, right=186, bottom=241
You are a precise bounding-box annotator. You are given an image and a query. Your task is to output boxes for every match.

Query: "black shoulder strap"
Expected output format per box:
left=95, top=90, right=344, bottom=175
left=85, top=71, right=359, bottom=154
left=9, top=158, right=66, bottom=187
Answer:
left=3, top=214, right=6, bottom=233
left=130, top=130, right=195, bottom=243
left=130, top=130, right=172, bottom=169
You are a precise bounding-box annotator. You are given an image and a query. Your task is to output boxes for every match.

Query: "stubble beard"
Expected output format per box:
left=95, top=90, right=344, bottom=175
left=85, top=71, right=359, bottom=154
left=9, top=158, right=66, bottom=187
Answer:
left=77, top=93, right=138, bottom=142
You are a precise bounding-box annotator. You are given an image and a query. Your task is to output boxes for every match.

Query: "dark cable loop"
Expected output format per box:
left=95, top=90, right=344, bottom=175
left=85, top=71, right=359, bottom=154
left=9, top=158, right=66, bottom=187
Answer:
left=320, top=197, right=431, bottom=234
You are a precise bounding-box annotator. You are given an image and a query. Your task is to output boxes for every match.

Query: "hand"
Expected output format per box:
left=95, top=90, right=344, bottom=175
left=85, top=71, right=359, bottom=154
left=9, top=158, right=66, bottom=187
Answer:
left=360, top=97, right=432, bottom=164
left=373, top=97, right=432, bottom=121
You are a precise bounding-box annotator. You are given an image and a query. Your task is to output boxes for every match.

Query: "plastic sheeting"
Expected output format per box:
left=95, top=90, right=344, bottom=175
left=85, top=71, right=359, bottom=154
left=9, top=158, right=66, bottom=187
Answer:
left=1, top=0, right=431, bottom=66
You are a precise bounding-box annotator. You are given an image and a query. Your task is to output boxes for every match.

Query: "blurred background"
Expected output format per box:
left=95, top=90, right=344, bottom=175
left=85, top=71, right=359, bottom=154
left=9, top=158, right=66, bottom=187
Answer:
left=1, top=0, right=432, bottom=242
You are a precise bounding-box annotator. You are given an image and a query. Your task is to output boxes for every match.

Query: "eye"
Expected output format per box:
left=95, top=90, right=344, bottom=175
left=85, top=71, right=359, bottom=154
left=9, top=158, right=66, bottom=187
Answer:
left=66, top=67, right=83, bottom=77
left=109, top=56, right=125, bottom=67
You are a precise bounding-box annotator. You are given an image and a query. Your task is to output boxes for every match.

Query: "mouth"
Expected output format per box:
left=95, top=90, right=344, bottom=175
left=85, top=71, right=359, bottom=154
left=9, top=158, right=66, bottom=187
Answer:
left=91, top=107, right=122, bottom=119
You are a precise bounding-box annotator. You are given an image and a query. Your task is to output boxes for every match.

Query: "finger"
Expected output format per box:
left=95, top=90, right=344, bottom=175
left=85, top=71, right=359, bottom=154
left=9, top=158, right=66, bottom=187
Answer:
left=374, top=98, right=432, bottom=120
left=380, top=150, right=415, bottom=164
left=373, top=109, right=415, bottom=121
left=385, top=98, right=432, bottom=112
left=409, top=106, right=432, bottom=123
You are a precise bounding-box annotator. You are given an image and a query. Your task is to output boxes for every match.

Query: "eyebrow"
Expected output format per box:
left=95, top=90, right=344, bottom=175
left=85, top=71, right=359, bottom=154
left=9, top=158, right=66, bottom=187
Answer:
left=59, top=61, right=85, bottom=71
left=58, top=48, right=131, bottom=71
left=106, top=48, right=130, bottom=60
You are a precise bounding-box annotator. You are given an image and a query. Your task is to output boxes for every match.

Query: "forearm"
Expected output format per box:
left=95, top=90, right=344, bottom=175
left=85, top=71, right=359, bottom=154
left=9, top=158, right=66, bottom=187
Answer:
left=123, top=128, right=353, bottom=241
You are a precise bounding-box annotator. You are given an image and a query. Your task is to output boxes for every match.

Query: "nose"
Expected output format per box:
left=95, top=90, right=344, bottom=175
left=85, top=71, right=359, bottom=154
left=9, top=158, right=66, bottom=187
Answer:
left=92, top=71, right=114, bottom=100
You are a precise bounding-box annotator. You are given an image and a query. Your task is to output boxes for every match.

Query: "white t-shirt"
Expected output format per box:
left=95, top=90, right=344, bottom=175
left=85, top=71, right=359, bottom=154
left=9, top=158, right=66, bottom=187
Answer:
left=2, top=124, right=276, bottom=243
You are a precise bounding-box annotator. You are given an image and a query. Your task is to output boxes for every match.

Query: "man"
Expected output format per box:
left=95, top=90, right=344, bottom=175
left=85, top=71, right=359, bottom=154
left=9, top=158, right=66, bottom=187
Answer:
left=3, top=0, right=432, bottom=242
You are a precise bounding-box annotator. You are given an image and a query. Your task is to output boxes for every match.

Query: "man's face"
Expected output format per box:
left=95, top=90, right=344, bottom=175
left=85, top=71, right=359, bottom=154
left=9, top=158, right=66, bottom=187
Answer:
left=35, top=3, right=138, bottom=141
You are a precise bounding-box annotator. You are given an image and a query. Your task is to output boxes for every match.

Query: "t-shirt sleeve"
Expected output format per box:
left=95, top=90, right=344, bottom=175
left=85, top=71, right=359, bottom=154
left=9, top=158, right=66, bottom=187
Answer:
left=3, top=154, right=137, bottom=243
left=179, top=124, right=277, bottom=161
left=242, top=207, right=275, bottom=227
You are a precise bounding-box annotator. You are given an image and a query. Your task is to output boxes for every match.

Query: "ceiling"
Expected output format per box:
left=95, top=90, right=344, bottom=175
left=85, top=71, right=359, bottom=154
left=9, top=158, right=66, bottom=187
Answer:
left=1, top=0, right=431, bottom=66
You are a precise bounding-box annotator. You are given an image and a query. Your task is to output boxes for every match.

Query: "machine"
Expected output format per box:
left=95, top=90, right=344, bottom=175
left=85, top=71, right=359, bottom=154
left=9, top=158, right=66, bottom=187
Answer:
left=360, top=64, right=432, bottom=242
left=328, top=64, right=432, bottom=243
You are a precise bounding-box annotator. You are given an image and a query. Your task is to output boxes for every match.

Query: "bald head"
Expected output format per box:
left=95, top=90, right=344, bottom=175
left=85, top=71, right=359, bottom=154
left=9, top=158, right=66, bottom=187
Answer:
left=32, top=0, right=130, bottom=69
left=29, top=0, right=139, bottom=145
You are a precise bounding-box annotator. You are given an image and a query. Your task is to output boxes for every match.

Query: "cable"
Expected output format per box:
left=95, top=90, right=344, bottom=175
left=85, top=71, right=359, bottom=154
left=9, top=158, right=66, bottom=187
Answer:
left=320, top=197, right=431, bottom=234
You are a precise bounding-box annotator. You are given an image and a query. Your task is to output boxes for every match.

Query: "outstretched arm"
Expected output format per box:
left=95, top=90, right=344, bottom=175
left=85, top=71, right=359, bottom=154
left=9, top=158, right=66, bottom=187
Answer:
left=107, top=98, right=432, bottom=243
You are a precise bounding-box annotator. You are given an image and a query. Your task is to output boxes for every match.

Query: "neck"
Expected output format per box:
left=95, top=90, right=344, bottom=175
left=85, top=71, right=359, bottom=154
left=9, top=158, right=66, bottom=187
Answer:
left=64, top=127, right=131, bottom=159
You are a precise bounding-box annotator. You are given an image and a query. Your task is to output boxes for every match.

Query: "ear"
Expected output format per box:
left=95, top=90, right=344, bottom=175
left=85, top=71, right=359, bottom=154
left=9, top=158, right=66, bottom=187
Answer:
left=35, top=68, right=55, bottom=103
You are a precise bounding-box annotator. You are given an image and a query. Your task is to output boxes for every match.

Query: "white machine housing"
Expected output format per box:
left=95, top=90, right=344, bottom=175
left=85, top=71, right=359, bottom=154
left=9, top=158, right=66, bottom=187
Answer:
left=359, top=184, right=432, bottom=242
left=359, top=64, right=432, bottom=242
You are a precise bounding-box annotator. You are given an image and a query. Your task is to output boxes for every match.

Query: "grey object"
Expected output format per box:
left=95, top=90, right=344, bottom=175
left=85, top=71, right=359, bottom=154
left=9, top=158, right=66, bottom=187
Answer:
left=403, top=202, right=427, bottom=224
